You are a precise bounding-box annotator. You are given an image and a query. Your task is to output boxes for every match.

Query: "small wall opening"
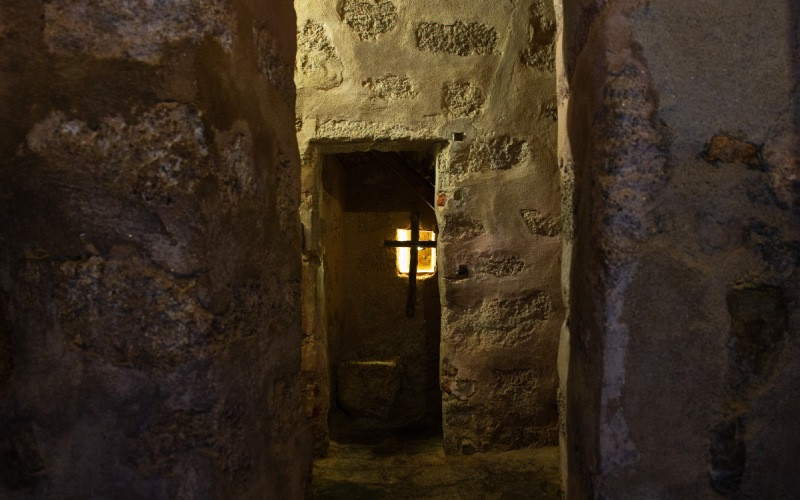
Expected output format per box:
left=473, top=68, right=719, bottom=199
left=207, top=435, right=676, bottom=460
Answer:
left=316, top=149, right=442, bottom=447
left=394, top=229, right=436, bottom=275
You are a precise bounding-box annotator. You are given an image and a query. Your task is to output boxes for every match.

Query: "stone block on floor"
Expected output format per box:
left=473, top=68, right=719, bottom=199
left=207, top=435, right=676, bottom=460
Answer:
left=337, top=360, right=403, bottom=419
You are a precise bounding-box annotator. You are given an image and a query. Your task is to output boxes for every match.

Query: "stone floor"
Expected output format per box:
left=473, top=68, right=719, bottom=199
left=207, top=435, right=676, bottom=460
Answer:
left=312, top=432, right=562, bottom=499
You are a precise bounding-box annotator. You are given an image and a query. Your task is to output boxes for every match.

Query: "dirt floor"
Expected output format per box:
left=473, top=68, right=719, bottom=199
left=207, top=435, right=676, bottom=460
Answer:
left=312, top=431, right=561, bottom=499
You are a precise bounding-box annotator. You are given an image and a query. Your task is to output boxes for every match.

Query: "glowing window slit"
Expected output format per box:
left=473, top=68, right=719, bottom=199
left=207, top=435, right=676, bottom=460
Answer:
left=395, top=229, right=436, bottom=275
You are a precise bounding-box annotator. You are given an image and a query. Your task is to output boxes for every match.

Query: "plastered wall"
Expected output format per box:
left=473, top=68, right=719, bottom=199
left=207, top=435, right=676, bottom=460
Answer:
left=558, top=0, right=800, bottom=497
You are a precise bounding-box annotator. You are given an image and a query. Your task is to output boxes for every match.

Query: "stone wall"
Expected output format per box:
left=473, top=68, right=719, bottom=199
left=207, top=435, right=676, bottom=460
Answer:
left=0, top=1, right=310, bottom=498
left=297, top=0, right=563, bottom=455
left=558, top=0, right=800, bottom=497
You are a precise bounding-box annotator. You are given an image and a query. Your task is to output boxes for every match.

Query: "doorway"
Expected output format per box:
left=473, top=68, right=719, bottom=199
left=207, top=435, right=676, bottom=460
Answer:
left=305, top=148, right=442, bottom=451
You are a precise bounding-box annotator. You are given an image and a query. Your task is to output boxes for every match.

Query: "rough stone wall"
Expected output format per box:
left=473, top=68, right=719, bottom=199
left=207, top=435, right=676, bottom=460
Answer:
left=0, top=1, right=310, bottom=498
left=297, top=0, right=563, bottom=455
left=559, top=0, right=800, bottom=497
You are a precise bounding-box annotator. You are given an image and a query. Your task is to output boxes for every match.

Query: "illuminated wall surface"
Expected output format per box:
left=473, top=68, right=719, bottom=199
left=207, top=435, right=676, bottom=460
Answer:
left=296, top=0, right=564, bottom=457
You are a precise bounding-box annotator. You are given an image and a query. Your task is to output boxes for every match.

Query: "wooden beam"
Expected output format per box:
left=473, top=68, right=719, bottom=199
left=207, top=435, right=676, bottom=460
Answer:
left=384, top=241, right=436, bottom=248
left=368, top=151, right=435, bottom=211
left=407, top=212, right=419, bottom=317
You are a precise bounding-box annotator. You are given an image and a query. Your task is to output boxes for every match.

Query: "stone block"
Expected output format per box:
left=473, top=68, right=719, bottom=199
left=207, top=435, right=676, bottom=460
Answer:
left=43, top=0, right=234, bottom=63
left=297, top=20, right=343, bottom=89
left=448, top=135, right=529, bottom=181
left=443, top=81, right=486, bottom=117
left=363, top=75, right=416, bottom=101
left=763, top=129, right=800, bottom=212
left=445, top=292, right=553, bottom=348
left=468, top=135, right=527, bottom=170
left=520, top=0, right=556, bottom=72
left=337, top=360, right=403, bottom=419
left=416, top=21, right=497, bottom=56
left=520, top=209, right=560, bottom=237
left=55, top=256, right=214, bottom=370
left=703, top=134, right=760, bottom=166
left=255, top=28, right=295, bottom=106
left=340, top=0, right=397, bottom=40
left=475, top=253, right=526, bottom=277
left=441, top=212, right=485, bottom=241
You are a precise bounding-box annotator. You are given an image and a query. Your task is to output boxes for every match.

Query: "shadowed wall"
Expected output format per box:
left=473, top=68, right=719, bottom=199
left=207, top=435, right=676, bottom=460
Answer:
left=0, top=1, right=310, bottom=497
left=558, top=0, right=800, bottom=497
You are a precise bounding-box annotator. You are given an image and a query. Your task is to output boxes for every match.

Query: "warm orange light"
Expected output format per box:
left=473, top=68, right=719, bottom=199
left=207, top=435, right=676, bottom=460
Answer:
left=396, top=229, right=436, bottom=275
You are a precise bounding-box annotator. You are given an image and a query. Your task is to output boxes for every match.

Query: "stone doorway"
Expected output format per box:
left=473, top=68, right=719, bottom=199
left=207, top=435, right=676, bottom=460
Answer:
left=301, top=146, right=443, bottom=455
